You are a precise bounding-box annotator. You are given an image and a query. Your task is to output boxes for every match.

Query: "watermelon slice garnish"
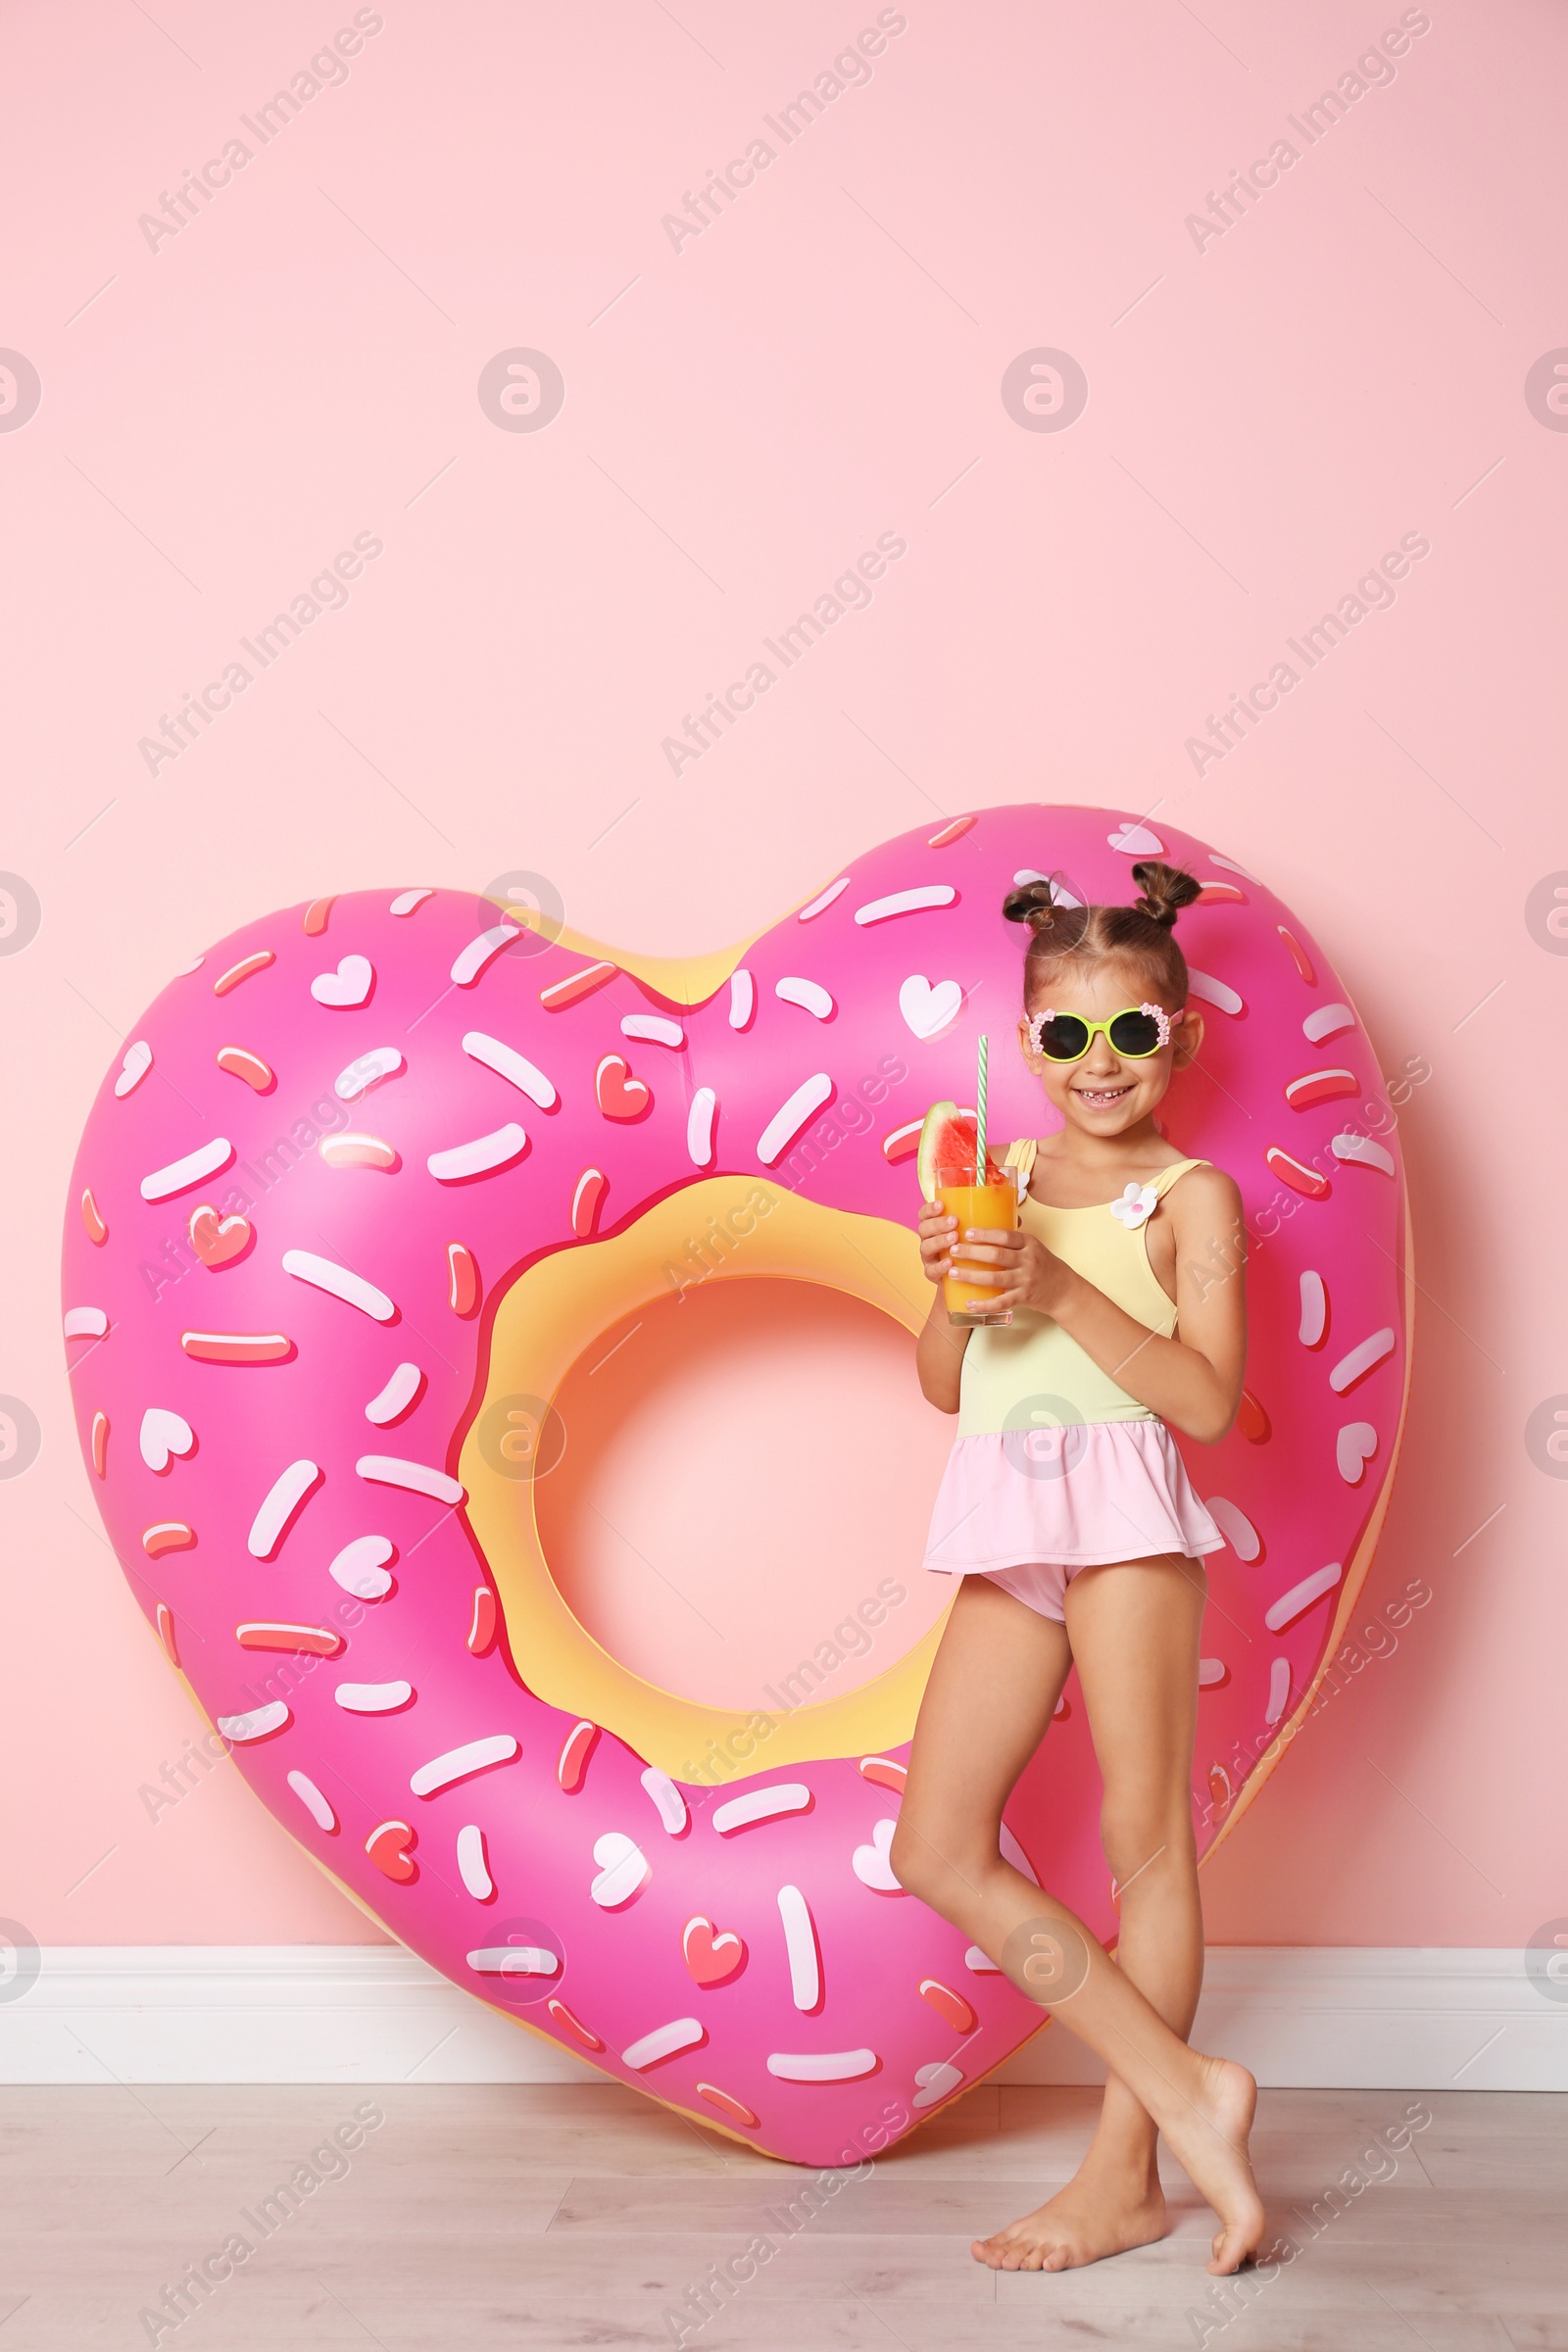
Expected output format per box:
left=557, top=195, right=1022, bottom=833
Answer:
left=915, top=1100, right=1008, bottom=1202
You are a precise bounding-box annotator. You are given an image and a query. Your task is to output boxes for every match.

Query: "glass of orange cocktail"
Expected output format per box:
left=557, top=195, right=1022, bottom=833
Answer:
left=935, top=1159, right=1018, bottom=1326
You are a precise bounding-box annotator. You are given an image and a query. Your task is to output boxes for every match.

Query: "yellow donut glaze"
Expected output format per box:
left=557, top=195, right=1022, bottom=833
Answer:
left=462, top=1176, right=951, bottom=1781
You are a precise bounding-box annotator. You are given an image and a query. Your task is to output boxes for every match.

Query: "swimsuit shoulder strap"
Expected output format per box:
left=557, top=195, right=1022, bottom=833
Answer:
left=1150, top=1155, right=1211, bottom=1200
left=1003, top=1137, right=1038, bottom=1188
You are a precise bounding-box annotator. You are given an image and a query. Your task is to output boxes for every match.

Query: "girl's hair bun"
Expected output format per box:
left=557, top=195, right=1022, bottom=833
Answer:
left=1001, top=873, right=1065, bottom=933
left=1130, top=859, right=1201, bottom=930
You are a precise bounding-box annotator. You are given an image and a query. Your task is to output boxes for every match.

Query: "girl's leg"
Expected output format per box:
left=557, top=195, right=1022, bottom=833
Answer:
left=891, top=1570, right=1264, bottom=2277
left=972, top=1552, right=1208, bottom=2270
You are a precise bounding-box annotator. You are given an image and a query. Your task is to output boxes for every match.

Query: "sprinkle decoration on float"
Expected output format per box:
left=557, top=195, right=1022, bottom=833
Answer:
left=60, top=806, right=1410, bottom=2167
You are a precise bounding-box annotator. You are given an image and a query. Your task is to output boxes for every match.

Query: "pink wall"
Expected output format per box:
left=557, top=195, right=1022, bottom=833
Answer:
left=2, top=0, right=1562, bottom=1952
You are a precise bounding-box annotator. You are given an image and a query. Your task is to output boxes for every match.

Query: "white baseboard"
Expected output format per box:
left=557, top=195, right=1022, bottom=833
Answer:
left=3, top=1946, right=1561, bottom=2091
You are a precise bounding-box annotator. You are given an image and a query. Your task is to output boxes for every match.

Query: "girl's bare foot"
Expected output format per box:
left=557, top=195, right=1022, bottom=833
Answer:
left=971, top=2155, right=1167, bottom=2271
left=1154, top=2054, right=1266, bottom=2275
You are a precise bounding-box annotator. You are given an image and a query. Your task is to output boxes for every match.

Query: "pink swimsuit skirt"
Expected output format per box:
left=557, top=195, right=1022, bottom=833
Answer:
left=923, top=1419, right=1224, bottom=1623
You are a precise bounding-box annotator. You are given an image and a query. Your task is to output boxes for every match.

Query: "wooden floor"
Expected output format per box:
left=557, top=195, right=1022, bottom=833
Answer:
left=1, top=2082, right=1563, bottom=2348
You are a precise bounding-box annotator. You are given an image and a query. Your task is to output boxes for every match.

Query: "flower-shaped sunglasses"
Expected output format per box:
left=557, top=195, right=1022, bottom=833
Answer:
left=1024, top=1002, right=1184, bottom=1062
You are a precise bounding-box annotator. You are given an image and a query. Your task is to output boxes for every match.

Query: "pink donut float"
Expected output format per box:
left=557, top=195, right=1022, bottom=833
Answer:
left=61, top=807, right=1409, bottom=2166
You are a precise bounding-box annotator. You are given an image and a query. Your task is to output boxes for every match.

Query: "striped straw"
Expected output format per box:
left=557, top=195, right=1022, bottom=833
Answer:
left=975, top=1032, right=988, bottom=1184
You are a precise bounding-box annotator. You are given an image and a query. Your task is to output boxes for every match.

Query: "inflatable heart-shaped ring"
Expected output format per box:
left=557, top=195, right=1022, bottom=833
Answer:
left=61, top=807, right=1410, bottom=2166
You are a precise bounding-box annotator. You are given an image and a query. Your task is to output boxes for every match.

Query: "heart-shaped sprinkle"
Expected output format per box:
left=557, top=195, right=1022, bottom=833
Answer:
left=366, top=1820, right=416, bottom=1882
left=1336, top=1422, right=1378, bottom=1485
left=115, top=1041, right=153, bottom=1098
left=139, top=1407, right=195, bottom=1473
left=683, top=1914, right=746, bottom=1985
left=590, top=1831, right=649, bottom=1909
left=595, top=1054, right=651, bottom=1120
left=852, top=1817, right=903, bottom=1893
left=912, top=2059, right=964, bottom=2108
left=1108, top=821, right=1163, bottom=855
left=899, top=974, right=962, bottom=1040
left=188, top=1203, right=252, bottom=1267
left=311, top=955, right=374, bottom=1008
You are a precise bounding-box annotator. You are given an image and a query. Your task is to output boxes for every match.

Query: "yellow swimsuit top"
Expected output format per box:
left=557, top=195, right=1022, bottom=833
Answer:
left=956, top=1143, right=1209, bottom=1437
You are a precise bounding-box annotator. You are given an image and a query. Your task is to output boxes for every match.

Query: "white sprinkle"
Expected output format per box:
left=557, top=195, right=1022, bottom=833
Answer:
left=590, top=1831, right=650, bottom=1909
left=777, top=1885, right=820, bottom=2011
left=853, top=885, right=956, bottom=926
left=757, top=1074, right=834, bottom=1166
left=1304, top=1002, right=1355, bottom=1043
left=621, top=1013, right=684, bottom=1048
left=1199, top=1659, right=1226, bottom=1686
left=469, top=1944, right=560, bottom=1977
left=456, top=1825, right=494, bottom=1900
left=728, top=969, right=755, bottom=1026
left=247, top=1459, right=322, bottom=1559
left=963, top=1945, right=1002, bottom=1973
left=913, top=2061, right=963, bottom=2109
left=366, top=1362, right=423, bottom=1426
left=426, top=1123, right=527, bottom=1182
left=797, top=876, right=850, bottom=921
left=1204, top=1495, right=1260, bottom=1563
left=1011, top=868, right=1081, bottom=908
left=1209, top=852, right=1258, bottom=881
left=1337, top=1422, right=1378, bottom=1485
left=140, top=1137, right=234, bottom=1202
left=174, top=954, right=206, bottom=975
left=64, top=1306, right=109, bottom=1340
left=139, top=1407, right=194, bottom=1470
left=411, top=1735, right=519, bottom=1796
left=287, top=1770, right=336, bottom=1831
left=712, top=1784, right=812, bottom=1835
left=463, top=1030, right=558, bottom=1106
left=1264, top=1562, right=1343, bottom=1633
left=1187, top=969, right=1244, bottom=1016
left=641, top=1767, right=689, bottom=1836
left=219, top=1702, right=290, bottom=1742
left=1107, top=821, right=1163, bottom=856
left=765, top=2049, right=876, bottom=2082
left=357, top=1456, right=465, bottom=1506
left=115, top=1040, right=153, bottom=1097
left=1298, top=1271, right=1327, bottom=1348
left=623, top=2018, right=704, bottom=2070
left=390, top=888, right=434, bottom=915
left=335, top=1680, right=413, bottom=1713
left=1265, top=1657, right=1292, bottom=1725
left=335, top=1046, right=405, bottom=1101
left=687, top=1087, right=716, bottom=1168
left=282, top=1249, right=395, bottom=1323
left=775, top=976, right=834, bottom=1019
left=999, top=1823, right=1039, bottom=1887
left=327, top=1535, right=396, bottom=1598
left=899, top=975, right=962, bottom=1040
left=451, top=924, right=519, bottom=987
left=1329, top=1328, right=1396, bottom=1395
left=310, top=955, right=373, bottom=1007
left=1332, top=1131, right=1396, bottom=1177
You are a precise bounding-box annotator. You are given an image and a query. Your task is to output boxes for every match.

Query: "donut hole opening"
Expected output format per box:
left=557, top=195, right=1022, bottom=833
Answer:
left=532, top=1279, right=954, bottom=1713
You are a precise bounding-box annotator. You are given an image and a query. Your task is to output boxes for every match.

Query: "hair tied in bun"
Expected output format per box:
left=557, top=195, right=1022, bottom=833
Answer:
left=1001, top=873, right=1057, bottom=934
left=1130, top=859, right=1201, bottom=931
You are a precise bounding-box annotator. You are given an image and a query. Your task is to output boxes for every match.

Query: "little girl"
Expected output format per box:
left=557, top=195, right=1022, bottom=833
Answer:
left=891, top=859, right=1266, bottom=2278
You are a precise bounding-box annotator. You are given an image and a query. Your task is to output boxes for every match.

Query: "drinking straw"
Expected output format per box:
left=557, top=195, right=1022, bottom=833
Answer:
left=975, top=1032, right=988, bottom=1185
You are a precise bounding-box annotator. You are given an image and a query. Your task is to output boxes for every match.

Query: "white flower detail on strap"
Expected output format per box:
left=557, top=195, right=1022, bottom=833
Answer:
left=1108, top=1182, right=1159, bottom=1229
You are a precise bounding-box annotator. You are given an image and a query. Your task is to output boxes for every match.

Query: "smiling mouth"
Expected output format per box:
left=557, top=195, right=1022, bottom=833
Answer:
left=1072, top=1084, right=1134, bottom=1108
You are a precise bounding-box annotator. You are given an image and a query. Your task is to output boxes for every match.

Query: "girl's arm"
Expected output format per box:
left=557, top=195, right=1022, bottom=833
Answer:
left=914, top=1201, right=971, bottom=1413
left=953, top=1168, right=1247, bottom=1442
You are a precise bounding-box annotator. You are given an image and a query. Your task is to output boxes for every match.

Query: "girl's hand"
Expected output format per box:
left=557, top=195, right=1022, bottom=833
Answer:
left=916, top=1200, right=958, bottom=1288
left=948, top=1226, right=1071, bottom=1316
